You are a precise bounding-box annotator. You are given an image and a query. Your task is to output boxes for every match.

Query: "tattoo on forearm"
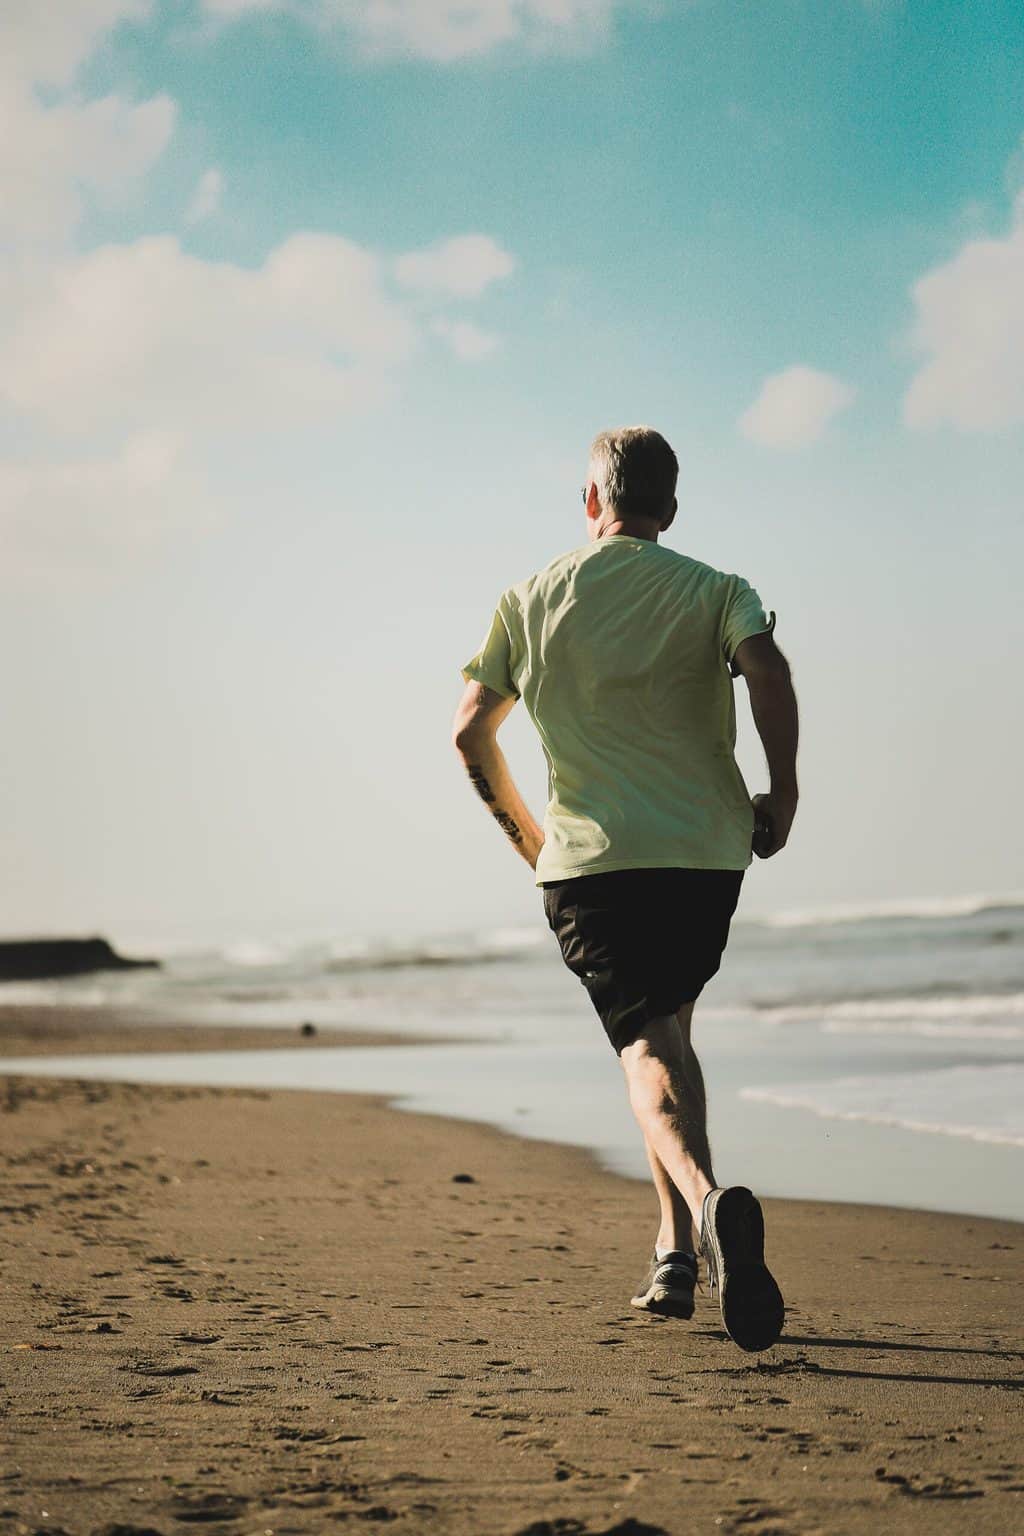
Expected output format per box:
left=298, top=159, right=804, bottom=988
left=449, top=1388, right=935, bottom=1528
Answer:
left=493, top=811, right=524, bottom=846
left=465, top=763, right=496, bottom=803
left=465, top=761, right=524, bottom=846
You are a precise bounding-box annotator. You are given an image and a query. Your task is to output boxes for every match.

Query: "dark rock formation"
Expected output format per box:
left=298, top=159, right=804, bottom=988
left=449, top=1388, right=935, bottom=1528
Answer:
left=0, top=937, right=161, bottom=982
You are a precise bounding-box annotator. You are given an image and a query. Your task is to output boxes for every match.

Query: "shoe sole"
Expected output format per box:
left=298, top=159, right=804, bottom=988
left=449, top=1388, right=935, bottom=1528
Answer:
left=702, top=1186, right=784, bottom=1352
left=630, top=1286, right=695, bottom=1320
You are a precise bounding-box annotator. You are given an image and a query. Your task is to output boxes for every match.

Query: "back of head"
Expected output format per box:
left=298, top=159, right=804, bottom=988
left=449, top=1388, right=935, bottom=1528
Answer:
left=588, top=425, right=678, bottom=523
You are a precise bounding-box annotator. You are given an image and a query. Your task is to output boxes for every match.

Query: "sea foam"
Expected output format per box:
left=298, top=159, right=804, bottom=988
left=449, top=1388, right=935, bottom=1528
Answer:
left=740, top=1063, right=1024, bottom=1149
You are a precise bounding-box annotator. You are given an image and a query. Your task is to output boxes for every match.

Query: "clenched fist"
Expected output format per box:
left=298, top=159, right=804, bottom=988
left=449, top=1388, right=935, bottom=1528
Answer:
left=751, top=789, right=798, bottom=859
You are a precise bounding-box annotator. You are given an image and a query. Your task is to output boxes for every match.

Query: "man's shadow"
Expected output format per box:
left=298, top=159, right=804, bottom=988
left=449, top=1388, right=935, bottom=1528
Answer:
left=689, top=1328, right=1024, bottom=1391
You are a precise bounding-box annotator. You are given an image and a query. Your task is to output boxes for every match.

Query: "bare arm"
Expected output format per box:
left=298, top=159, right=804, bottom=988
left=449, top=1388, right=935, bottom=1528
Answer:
left=731, top=630, right=799, bottom=857
left=451, top=681, right=545, bottom=871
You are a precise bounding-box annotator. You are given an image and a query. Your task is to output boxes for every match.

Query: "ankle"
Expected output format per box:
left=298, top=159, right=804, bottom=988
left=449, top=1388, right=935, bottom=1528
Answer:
left=692, top=1176, right=714, bottom=1229
left=656, top=1230, right=694, bottom=1258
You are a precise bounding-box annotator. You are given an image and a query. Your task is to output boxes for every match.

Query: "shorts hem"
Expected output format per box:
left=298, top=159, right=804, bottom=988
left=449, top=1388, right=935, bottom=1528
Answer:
left=611, top=992, right=704, bottom=1055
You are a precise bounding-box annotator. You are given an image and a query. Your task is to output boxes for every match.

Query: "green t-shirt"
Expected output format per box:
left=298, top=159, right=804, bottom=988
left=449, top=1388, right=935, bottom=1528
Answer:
left=461, top=534, right=776, bottom=886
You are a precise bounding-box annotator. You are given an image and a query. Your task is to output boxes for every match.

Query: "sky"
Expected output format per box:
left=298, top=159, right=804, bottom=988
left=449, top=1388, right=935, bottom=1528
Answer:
left=1, top=0, right=1022, bottom=947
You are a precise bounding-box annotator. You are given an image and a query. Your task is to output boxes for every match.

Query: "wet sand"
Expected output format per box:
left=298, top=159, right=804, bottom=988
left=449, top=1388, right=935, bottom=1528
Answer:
left=0, top=1004, right=462, bottom=1057
left=1, top=1021, right=1021, bottom=1534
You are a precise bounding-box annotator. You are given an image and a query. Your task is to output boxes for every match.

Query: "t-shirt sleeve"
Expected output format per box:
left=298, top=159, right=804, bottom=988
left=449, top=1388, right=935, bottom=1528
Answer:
left=460, top=591, right=521, bottom=699
left=721, top=575, right=777, bottom=677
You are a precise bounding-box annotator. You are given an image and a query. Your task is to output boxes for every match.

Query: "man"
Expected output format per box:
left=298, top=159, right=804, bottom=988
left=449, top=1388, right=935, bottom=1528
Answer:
left=451, top=425, right=798, bottom=1353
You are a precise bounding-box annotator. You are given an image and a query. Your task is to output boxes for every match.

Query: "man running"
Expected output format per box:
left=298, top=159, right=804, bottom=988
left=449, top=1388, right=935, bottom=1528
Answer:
left=451, top=425, right=799, bottom=1352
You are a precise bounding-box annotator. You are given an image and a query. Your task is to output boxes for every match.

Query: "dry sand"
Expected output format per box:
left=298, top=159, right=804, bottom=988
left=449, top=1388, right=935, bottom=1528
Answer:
left=0, top=1013, right=1021, bottom=1536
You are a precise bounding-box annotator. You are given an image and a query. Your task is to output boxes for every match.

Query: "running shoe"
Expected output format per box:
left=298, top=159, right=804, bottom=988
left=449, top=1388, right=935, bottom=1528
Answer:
left=630, top=1249, right=697, bottom=1319
left=700, top=1185, right=785, bottom=1352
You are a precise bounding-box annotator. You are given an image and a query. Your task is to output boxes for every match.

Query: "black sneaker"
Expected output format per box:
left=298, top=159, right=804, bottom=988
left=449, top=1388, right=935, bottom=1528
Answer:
left=630, top=1249, right=697, bottom=1319
left=699, top=1186, right=785, bottom=1352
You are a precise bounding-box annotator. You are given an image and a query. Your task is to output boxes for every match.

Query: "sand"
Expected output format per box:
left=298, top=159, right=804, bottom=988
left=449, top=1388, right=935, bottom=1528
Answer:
left=0, top=1015, right=1021, bottom=1536
left=0, top=1005, right=464, bottom=1057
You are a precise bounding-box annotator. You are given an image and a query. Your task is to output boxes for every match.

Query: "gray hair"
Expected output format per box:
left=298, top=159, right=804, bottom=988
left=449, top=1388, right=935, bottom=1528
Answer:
left=588, top=425, right=678, bottom=521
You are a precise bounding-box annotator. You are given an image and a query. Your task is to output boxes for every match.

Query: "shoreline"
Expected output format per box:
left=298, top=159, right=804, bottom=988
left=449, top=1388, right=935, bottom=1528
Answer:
left=2, top=1003, right=1023, bottom=1226
left=0, top=1002, right=468, bottom=1056
left=3, top=1053, right=1022, bottom=1234
left=2, top=1060, right=1021, bottom=1532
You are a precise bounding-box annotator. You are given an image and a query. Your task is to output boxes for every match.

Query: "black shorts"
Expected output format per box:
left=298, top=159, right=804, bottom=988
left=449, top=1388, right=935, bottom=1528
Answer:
left=541, top=866, right=744, bottom=1055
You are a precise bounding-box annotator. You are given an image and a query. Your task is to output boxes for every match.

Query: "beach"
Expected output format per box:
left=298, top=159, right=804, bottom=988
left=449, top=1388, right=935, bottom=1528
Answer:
left=4, top=895, right=1022, bottom=1229
left=0, top=1005, right=461, bottom=1058
left=2, top=1011, right=1021, bottom=1535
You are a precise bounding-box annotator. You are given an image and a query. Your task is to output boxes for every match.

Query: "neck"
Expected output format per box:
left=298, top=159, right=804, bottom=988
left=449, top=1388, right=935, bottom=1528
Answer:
left=598, top=519, right=659, bottom=543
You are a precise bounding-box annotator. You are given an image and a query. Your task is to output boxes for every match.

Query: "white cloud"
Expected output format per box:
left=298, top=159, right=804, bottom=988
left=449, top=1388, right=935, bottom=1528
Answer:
left=201, top=0, right=624, bottom=62
left=394, top=234, right=516, bottom=298
left=185, top=167, right=225, bottom=225
left=431, top=317, right=500, bottom=360
left=0, top=234, right=421, bottom=437
left=902, top=199, right=1024, bottom=433
left=0, top=431, right=209, bottom=579
left=0, top=1, right=517, bottom=572
left=0, top=1, right=190, bottom=575
left=0, top=219, right=510, bottom=574
left=739, top=365, right=856, bottom=449
left=0, top=0, right=174, bottom=248
left=1, top=228, right=512, bottom=449
left=0, top=87, right=176, bottom=246
left=0, top=0, right=152, bottom=91
left=203, top=0, right=279, bottom=14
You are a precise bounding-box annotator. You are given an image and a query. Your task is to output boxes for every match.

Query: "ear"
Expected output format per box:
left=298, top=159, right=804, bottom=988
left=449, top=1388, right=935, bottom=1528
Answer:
left=661, top=497, right=678, bottom=531
left=585, top=482, right=602, bottom=522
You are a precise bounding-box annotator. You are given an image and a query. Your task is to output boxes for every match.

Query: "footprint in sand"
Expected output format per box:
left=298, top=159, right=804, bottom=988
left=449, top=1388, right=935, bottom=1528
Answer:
left=874, top=1467, right=985, bottom=1500
left=91, top=1523, right=167, bottom=1535
left=166, top=1491, right=250, bottom=1522
left=514, top=1518, right=670, bottom=1535
left=121, top=1357, right=199, bottom=1378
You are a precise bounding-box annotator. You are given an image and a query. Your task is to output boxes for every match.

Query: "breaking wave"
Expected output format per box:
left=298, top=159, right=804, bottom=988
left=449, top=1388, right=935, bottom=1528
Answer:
left=747, top=890, right=1024, bottom=930
left=740, top=1063, right=1024, bottom=1148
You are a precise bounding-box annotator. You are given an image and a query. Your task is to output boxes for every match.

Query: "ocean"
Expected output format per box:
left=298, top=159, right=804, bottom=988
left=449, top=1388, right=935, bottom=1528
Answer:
left=2, top=892, right=1022, bottom=1223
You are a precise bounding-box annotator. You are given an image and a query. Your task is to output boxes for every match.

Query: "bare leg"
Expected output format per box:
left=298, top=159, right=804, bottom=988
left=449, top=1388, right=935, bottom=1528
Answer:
left=619, top=1009, right=716, bottom=1235
left=641, top=1129, right=694, bottom=1254
left=674, top=1003, right=717, bottom=1194
left=626, top=1002, right=717, bottom=1251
